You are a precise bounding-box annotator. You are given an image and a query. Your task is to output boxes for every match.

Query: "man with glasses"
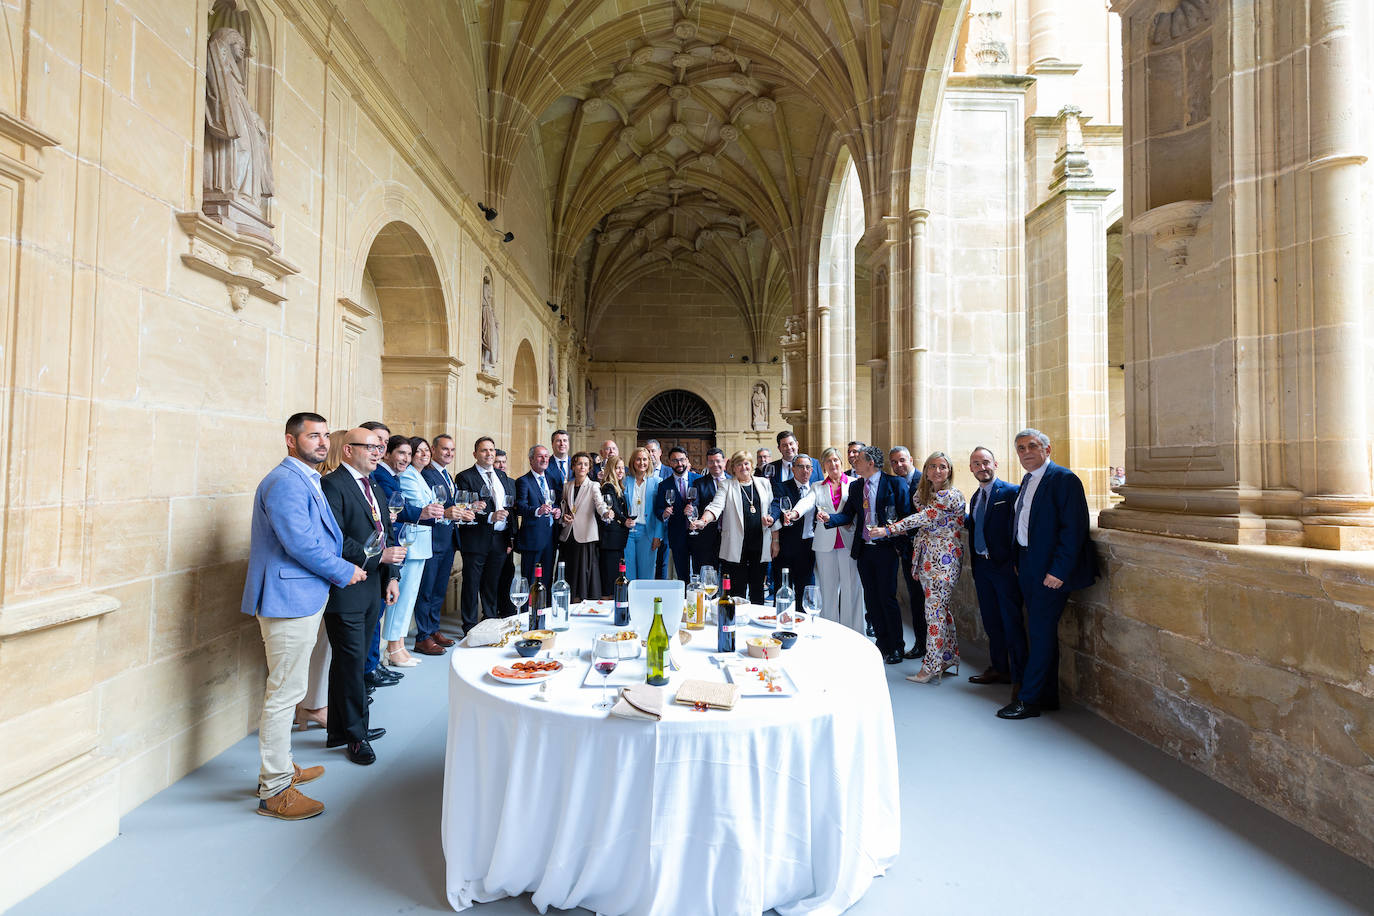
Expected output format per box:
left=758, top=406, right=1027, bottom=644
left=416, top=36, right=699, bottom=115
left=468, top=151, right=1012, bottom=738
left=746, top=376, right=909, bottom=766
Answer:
left=357, top=421, right=402, bottom=685
left=320, top=428, right=405, bottom=765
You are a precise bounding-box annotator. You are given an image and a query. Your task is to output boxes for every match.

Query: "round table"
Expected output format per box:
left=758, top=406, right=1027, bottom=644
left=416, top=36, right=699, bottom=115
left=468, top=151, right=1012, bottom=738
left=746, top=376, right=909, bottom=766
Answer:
left=441, top=603, right=900, bottom=915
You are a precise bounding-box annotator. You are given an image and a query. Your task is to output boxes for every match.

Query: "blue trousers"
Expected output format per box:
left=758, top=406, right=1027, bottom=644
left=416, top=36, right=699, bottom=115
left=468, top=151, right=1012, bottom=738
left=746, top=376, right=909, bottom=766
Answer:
left=1017, top=577, right=1068, bottom=706
left=519, top=540, right=556, bottom=594
left=624, top=527, right=657, bottom=580
left=382, top=555, right=427, bottom=641
left=971, top=556, right=1023, bottom=678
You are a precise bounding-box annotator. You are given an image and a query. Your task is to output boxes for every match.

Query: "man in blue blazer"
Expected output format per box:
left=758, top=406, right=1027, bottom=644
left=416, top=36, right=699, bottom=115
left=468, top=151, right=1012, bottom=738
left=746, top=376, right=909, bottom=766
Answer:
left=819, top=445, right=911, bottom=664
left=241, top=412, right=364, bottom=819
left=515, top=444, right=560, bottom=595
left=998, top=428, right=1096, bottom=720
left=653, top=445, right=700, bottom=579
left=963, top=447, right=1022, bottom=689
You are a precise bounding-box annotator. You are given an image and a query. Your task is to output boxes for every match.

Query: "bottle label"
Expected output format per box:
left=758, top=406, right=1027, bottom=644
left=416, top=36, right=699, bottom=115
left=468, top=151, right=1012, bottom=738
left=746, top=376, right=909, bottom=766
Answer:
left=721, top=624, right=734, bottom=633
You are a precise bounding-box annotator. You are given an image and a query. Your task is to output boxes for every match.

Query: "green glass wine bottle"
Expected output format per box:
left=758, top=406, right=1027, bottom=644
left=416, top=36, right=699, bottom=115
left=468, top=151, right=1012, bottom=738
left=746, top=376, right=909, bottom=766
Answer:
left=646, top=596, right=669, bottom=686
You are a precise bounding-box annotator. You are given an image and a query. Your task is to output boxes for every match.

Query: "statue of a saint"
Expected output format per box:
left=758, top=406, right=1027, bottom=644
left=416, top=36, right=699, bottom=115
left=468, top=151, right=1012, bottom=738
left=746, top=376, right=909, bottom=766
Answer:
left=751, top=382, right=768, bottom=430
left=204, top=27, right=274, bottom=239
left=480, top=274, right=499, bottom=371
left=585, top=380, right=597, bottom=428
left=547, top=342, right=558, bottom=408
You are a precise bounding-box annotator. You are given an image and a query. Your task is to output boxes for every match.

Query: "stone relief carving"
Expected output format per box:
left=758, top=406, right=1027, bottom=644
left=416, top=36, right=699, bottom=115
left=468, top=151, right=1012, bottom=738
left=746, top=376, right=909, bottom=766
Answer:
left=203, top=26, right=275, bottom=243
left=548, top=341, right=558, bottom=408
left=1151, top=0, right=1210, bottom=45
left=585, top=380, right=597, bottom=428
left=751, top=382, right=768, bottom=430
left=968, top=0, right=1010, bottom=70
left=480, top=271, right=499, bottom=372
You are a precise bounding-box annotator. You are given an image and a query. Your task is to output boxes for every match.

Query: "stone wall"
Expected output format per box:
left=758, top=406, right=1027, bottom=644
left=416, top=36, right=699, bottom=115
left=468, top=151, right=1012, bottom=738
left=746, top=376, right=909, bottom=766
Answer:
left=1062, top=530, right=1374, bottom=868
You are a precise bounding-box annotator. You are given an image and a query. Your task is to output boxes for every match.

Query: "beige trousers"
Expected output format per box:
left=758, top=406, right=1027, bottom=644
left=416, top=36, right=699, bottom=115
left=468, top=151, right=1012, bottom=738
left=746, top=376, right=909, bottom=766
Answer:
left=256, top=608, right=323, bottom=798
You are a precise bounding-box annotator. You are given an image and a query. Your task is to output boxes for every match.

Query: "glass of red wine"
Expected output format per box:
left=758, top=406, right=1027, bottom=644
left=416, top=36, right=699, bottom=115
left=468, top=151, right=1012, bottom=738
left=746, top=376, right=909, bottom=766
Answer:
left=592, top=638, right=619, bottom=711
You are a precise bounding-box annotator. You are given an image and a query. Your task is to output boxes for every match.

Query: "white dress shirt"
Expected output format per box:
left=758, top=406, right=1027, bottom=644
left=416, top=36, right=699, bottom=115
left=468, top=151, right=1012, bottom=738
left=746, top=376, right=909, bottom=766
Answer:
left=288, top=456, right=324, bottom=494
left=1015, top=462, right=1050, bottom=547
left=479, top=465, right=508, bottom=531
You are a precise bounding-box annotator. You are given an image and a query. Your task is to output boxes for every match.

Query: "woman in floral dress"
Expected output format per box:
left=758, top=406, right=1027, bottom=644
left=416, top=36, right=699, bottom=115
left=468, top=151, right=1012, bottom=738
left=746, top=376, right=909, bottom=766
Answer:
left=874, top=452, right=965, bottom=683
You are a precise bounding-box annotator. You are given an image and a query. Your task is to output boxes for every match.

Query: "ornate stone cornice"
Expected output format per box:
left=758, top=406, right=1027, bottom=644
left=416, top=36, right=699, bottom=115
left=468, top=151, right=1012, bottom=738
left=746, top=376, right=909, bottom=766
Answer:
left=0, top=108, right=60, bottom=181
left=175, top=211, right=300, bottom=309
left=1130, top=200, right=1211, bottom=269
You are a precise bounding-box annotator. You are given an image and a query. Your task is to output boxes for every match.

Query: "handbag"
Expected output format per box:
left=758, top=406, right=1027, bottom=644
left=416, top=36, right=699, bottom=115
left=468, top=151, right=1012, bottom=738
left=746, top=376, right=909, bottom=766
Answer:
left=460, top=616, right=523, bottom=648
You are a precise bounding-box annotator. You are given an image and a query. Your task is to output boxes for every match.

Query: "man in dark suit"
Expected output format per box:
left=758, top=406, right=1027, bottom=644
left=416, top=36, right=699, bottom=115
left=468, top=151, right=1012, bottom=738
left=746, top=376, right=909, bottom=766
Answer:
left=514, top=443, right=559, bottom=595
left=964, top=447, right=1022, bottom=688
left=887, top=446, right=926, bottom=659
left=998, top=428, right=1096, bottom=720
left=819, top=445, right=911, bottom=664
left=653, top=445, right=700, bottom=579
left=454, top=436, right=516, bottom=629
left=494, top=449, right=518, bottom=617
left=769, top=453, right=816, bottom=595
left=415, top=433, right=469, bottom=653
left=689, top=448, right=728, bottom=571
left=766, top=430, right=823, bottom=485
left=546, top=429, right=572, bottom=494
left=320, top=427, right=402, bottom=766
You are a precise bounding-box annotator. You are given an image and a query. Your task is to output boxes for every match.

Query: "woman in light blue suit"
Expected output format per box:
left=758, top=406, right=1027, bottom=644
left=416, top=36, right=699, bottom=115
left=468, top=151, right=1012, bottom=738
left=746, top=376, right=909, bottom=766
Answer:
left=382, top=437, right=443, bottom=667
left=621, top=447, right=664, bottom=580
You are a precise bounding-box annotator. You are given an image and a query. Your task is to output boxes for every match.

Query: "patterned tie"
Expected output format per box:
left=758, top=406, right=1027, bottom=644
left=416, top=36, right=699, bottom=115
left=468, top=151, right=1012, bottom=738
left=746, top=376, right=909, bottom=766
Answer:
left=1014, top=473, right=1033, bottom=540
left=974, top=486, right=989, bottom=556
left=863, top=479, right=874, bottom=542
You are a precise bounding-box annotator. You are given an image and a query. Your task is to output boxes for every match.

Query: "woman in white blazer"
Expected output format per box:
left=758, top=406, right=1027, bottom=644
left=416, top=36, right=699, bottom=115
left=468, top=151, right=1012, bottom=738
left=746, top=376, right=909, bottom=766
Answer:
left=560, top=451, right=614, bottom=601
left=785, top=447, right=863, bottom=633
left=694, top=449, right=775, bottom=605
left=382, top=437, right=444, bottom=667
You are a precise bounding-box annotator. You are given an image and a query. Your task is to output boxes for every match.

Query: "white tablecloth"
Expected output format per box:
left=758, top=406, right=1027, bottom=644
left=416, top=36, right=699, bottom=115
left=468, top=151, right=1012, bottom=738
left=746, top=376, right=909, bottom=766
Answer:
left=441, top=604, right=900, bottom=915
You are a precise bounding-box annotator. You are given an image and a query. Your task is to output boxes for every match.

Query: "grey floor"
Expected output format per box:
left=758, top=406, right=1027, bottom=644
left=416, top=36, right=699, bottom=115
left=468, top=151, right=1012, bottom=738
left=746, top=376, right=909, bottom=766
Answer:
left=15, top=634, right=1374, bottom=916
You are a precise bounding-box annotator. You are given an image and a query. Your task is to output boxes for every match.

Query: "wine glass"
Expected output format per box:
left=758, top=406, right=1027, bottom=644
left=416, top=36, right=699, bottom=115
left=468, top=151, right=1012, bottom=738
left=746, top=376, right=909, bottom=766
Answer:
left=387, top=493, right=405, bottom=526
left=779, top=496, right=793, bottom=526
left=663, top=486, right=676, bottom=516
left=510, top=574, right=529, bottom=622
left=478, top=482, right=493, bottom=512
left=592, top=638, right=619, bottom=711
left=684, top=499, right=698, bottom=534
left=699, top=565, right=718, bottom=622
left=399, top=523, right=419, bottom=547
left=458, top=490, right=475, bottom=525
left=363, top=530, right=384, bottom=563
left=802, top=585, right=822, bottom=639
left=431, top=486, right=449, bottom=526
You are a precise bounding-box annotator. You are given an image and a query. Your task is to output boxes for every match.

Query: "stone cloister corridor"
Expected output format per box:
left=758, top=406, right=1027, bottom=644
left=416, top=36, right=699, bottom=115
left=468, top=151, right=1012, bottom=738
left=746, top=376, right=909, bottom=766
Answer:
left=0, top=0, right=1371, bottom=910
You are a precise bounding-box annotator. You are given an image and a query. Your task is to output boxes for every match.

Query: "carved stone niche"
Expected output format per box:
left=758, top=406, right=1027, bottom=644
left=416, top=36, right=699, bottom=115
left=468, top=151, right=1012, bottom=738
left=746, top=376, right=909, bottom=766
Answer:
left=1130, top=199, right=1211, bottom=269
left=175, top=210, right=299, bottom=309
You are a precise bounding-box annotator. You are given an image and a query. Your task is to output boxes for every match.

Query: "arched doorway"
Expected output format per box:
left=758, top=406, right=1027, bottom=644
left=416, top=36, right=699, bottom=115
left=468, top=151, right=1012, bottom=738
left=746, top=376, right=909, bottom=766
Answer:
left=637, top=389, right=716, bottom=469
left=510, top=340, right=541, bottom=473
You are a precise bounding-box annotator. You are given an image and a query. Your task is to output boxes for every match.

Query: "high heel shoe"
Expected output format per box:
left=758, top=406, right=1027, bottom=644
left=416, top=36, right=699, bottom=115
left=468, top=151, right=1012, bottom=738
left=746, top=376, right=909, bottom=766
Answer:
left=385, top=649, right=419, bottom=668
left=294, top=707, right=328, bottom=730
left=906, top=664, right=942, bottom=685
left=942, top=658, right=960, bottom=677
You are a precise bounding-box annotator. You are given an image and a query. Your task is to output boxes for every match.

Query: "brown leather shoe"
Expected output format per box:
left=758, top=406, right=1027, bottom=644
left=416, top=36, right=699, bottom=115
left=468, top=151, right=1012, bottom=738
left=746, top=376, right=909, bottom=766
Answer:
left=292, top=762, right=324, bottom=786
left=432, top=632, right=456, bottom=648
left=413, top=636, right=446, bottom=656
left=257, top=785, right=324, bottom=820
left=968, top=666, right=1012, bottom=685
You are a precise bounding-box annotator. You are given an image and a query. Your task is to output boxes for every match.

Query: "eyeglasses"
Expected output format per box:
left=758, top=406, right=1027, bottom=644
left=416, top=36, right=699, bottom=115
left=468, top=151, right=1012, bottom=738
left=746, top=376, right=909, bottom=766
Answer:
left=347, top=442, right=385, bottom=452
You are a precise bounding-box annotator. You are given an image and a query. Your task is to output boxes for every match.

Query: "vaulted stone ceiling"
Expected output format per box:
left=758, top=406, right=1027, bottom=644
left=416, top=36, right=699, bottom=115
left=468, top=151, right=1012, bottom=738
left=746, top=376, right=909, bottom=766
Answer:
left=472, top=0, right=958, bottom=353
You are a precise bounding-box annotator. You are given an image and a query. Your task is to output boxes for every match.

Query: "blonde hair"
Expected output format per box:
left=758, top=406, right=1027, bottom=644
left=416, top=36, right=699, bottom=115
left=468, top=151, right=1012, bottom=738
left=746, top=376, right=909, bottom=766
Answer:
left=915, top=451, right=954, bottom=506
left=628, top=446, right=652, bottom=480
left=600, top=455, right=626, bottom=496
left=319, top=428, right=348, bottom=475
left=727, top=449, right=754, bottom=475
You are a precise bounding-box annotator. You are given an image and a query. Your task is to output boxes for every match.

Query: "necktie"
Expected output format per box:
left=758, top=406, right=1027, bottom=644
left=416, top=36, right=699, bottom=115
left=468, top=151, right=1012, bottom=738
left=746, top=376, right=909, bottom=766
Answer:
left=863, top=479, right=874, bottom=542
left=538, top=474, right=551, bottom=523
left=974, top=486, right=989, bottom=556
left=678, top=476, right=686, bottom=500
left=1014, top=473, right=1032, bottom=538
left=358, top=476, right=383, bottom=534
left=442, top=467, right=454, bottom=499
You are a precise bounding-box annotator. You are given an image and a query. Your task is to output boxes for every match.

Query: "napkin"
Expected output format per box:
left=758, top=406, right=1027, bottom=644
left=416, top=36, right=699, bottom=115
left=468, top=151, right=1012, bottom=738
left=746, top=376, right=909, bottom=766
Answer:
left=611, top=684, right=663, bottom=721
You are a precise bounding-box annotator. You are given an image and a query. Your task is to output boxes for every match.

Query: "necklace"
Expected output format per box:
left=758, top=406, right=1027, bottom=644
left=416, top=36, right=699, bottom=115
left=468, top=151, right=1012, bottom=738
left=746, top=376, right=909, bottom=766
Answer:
left=741, top=482, right=757, bottom=514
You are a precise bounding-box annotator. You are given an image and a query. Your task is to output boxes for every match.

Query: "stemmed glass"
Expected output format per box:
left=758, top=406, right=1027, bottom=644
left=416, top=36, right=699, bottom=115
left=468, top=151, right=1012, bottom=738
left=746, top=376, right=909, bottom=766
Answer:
left=592, top=638, right=619, bottom=711
left=457, top=490, right=475, bottom=525
left=509, top=574, right=529, bottom=624
left=387, top=493, right=405, bottom=526
left=663, top=486, right=676, bottom=520
left=431, top=486, right=450, bottom=526
left=399, top=523, right=419, bottom=548
left=699, top=565, right=718, bottom=622
left=778, top=496, right=793, bottom=526
left=802, top=585, right=822, bottom=639
left=363, top=530, right=384, bottom=563
left=684, top=486, right=698, bottom=534
left=478, top=482, right=493, bottom=515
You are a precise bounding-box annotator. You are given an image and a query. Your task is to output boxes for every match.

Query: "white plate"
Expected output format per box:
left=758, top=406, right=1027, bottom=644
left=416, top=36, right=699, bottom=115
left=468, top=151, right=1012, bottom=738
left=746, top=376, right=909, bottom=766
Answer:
left=723, top=662, right=799, bottom=697
left=488, top=660, right=564, bottom=684
left=748, top=614, right=780, bottom=628
left=573, top=601, right=613, bottom=618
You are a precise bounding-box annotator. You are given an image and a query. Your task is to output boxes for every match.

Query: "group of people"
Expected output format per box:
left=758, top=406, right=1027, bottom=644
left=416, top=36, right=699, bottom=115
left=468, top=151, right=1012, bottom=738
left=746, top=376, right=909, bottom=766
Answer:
left=240, top=412, right=1095, bottom=821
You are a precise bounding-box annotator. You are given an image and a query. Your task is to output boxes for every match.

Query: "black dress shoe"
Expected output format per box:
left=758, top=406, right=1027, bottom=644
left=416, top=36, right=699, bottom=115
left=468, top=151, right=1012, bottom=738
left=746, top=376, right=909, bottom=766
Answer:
left=968, top=667, right=1012, bottom=685
left=883, top=652, right=904, bottom=665
left=996, top=700, right=1041, bottom=720
left=902, top=646, right=922, bottom=660
left=326, top=727, right=385, bottom=748
left=865, top=624, right=876, bottom=638
left=364, top=670, right=398, bottom=689
left=367, top=695, right=373, bottom=706
left=345, top=740, right=376, bottom=765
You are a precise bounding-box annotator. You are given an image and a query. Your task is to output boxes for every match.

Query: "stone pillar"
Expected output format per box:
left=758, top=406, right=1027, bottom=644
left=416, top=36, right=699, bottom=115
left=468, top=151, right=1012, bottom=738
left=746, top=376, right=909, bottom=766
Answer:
left=1027, top=0, right=1063, bottom=64
left=906, top=209, right=931, bottom=459
left=1025, top=107, right=1114, bottom=506
left=1100, top=0, right=1374, bottom=548
left=779, top=314, right=807, bottom=433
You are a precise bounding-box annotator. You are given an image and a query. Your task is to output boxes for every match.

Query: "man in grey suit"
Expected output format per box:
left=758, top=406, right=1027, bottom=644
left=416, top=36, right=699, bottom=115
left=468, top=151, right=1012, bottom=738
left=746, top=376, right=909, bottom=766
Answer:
left=240, top=412, right=365, bottom=820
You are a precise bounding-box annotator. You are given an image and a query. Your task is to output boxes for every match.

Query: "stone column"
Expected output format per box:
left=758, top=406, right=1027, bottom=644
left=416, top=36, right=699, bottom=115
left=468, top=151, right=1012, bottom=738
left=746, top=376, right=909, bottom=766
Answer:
left=779, top=314, right=808, bottom=433
left=1027, top=0, right=1062, bottom=64
left=906, top=209, right=931, bottom=459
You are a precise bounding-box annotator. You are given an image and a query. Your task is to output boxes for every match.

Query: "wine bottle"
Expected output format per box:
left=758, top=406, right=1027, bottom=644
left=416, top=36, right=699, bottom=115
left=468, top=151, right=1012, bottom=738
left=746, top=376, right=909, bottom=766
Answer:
left=646, top=596, right=669, bottom=686
left=550, top=561, right=571, bottom=631
left=528, top=565, right=546, bottom=632
left=613, top=561, right=630, bottom=626
left=716, top=577, right=736, bottom=653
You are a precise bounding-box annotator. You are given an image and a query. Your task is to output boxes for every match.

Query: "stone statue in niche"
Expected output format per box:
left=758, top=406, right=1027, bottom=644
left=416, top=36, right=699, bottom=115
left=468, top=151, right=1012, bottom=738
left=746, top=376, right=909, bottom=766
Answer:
left=480, top=273, right=499, bottom=372
left=751, top=382, right=768, bottom=430
left=585, top=380, right=597, bottom=428
left=203, top=26, right=275, bottom=244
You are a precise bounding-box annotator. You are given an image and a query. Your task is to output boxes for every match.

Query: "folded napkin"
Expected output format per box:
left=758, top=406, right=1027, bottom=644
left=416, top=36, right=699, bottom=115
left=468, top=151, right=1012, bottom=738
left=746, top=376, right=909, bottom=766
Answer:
left=674, top=679, right=741, bottom=711
left=610, top=684, right=663, bottom=721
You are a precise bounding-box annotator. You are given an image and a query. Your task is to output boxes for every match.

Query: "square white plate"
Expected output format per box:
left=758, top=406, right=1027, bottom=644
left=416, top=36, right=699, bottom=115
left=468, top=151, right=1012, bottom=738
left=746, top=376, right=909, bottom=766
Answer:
left=723, top=662, right=799, bottom=697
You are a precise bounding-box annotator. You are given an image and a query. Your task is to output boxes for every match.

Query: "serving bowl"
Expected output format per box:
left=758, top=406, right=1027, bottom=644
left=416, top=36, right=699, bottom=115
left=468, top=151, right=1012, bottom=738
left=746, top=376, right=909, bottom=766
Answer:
left=771, top=631, right=798, bottom=649
left=514, top=638, right=544, bottom=658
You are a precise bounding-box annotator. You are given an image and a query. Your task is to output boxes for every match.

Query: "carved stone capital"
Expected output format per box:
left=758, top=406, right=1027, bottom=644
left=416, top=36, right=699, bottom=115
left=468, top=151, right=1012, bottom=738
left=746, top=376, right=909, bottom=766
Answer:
left=175, top=211, right=299, bottom=308
left=1130, top=200, right=1211, bottom=269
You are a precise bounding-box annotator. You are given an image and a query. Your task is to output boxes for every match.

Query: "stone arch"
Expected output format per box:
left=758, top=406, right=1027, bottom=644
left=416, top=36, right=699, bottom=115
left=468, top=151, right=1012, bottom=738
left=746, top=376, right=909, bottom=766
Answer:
left=813, top=150, right=864, bottom=447
left=636, top=388, right=718, bottom=470
left=510, top=338, right=542, bottom=471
